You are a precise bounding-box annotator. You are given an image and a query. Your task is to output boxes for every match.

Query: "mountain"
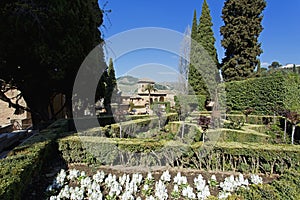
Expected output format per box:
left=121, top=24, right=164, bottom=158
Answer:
left=117, top=75, right=178, bottom=96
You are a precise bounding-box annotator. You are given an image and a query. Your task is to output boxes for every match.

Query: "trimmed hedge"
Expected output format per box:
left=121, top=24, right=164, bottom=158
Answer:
left=174, top=95, right=207, bottom=111
left=0, top=119, right=70, bottom=200
left=224, top=73, right=300, bottom=114
left=80, top=113, right=178, bottom=138
left=58, top=136, right=300, bottom=175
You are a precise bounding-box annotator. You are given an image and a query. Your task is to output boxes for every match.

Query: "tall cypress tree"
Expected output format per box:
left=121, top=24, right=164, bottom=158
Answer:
left=198, top=0, right=218, bottom=67
left=220, top=0, right=266, bottom=81
left=188, top=9, right=207, bottom=95
left=188, top=1, right=219, bottom=96
left=104, top=58, right=117, bottom=114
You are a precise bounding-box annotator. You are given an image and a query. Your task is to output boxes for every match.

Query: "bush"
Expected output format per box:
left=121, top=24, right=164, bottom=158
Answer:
left=0, top=119, right=70, bottom=200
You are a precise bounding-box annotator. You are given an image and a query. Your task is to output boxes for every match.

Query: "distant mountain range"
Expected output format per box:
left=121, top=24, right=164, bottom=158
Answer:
left=117, top=75, right=177, bottom=96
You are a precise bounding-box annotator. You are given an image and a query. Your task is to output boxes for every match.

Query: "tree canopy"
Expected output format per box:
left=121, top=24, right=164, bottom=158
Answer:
left=0, top=0, right=105, bottom=127
left=188, top=1, right=219, bottom=97
left=220, top=0, right=266, bottom=81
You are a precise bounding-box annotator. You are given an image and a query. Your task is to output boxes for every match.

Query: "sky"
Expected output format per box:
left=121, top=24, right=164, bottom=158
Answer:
left=98, top=0, right=300, bottom=79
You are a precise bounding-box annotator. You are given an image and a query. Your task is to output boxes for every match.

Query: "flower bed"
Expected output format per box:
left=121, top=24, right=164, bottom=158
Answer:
left=46, top=167, right=265, bottom=200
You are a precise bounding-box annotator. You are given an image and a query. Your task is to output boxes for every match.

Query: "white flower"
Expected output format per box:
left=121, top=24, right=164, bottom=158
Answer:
left=56, top=169, right=67, bottom=186
left=155, top=180, right=168, bottom=200
left=174, top=172, right=187, bottom=185
left=182, top=185, right=196, bottom=199
left=93, top=171, right=105, bottom=183
left=81, top=176, right=92, bottom=189
left=250, top=174, right=263, bottom=185
left=194, top=174, right=206, bottom=191
left=173, top=184, right=179, bottom=192
left=121, top=191, right=134, bottom=200
left=146, top=172, right=153, bottom=180
left=67, top=169, right=80, bottom=180
left=160, top=170, right=171, bottom=182
left=218, top=191, right=231, bottom=199
left=80, top=171, right=86, bottom=177
left=211, top=175, right=217, bottom=181
left=197, top=185, right=210, bottom=200
left=119, top=174, right=127, bottom=186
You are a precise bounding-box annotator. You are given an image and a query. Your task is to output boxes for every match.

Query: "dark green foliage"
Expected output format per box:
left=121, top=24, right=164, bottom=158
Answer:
left=58, top=134, right=300, bottom=174
left=220, top=0, right=266, bottom=81
left=268, top=61, right=282, bottom=70
left=0, top=0, right=104, bottom=126
left=0, top=119, right=70, bottom=199
left=188, top=2, right=219, bottom=97
left=198, top=0, right=218, bottom=68
left=224, top=118, right=244, bottom=130
left=224, top=73, right=300, bottom=114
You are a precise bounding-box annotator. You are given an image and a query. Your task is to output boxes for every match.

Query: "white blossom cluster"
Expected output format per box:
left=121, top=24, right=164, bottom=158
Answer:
left=47, top=168, right=263, bottom=200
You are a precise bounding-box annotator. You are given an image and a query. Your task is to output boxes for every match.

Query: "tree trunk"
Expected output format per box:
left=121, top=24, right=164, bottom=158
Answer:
left=292, top=125, right=295, bottom=145
left=284, top=118, right=287, bottom=142
left=181, top=122, right=185, bottom=138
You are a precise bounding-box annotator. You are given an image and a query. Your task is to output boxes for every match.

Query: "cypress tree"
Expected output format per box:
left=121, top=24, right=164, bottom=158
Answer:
left=188, top=1, right=219, bottom=97
left=198, top=0, right=218, bottom=67
left=104, top=58, right=117, bottom=114
left=220, top=0, right=266, bottom=81
left=188, top=9, right=207, bottom=96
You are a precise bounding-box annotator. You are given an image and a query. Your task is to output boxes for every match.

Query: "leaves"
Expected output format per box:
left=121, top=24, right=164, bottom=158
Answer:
left=221, top=0, right=267, bottom=81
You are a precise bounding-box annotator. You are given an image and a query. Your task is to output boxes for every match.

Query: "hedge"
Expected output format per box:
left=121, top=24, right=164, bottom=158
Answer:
left=79, top=113, right=178, bottom=138
left=0, top=119, right=70, bottom=200
left=58, top=136, right=300, bottom=175
left=174, top=95, right=207, bottom=111
left=224, top=73, right=300, bottom=114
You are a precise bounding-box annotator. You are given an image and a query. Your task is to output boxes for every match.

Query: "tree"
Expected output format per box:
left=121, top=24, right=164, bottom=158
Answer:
left=0, top=0, right=104, bottom=128
left=268, top=61, right=282, bottom=70
left=178, top=26, right=191, bottom=94
left=143, top=84, right=157, bottom=105
left=220, top=0, right=266, bottom=81
left=104, top=58, right=117, bottom=115
left=188, top=1, right=219, bottom=97
left=198, top=0, right=219, bottom=68
left=188, top=9, right=207, bottom=96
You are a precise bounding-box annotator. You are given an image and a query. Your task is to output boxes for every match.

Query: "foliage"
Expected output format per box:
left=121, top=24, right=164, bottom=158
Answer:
left=220, top=0, right=267, bottom=81
left=224, top=118, right=244, bottom=130
left=58, top=134, right=300, bottom=174
left=188, top=1, right=219, bottom=96
left=0, top=119, right=70, bottom=199
left=0, top=0, right=105, bottom=126
left=235, top=169, right=300, bottom=200
left=224, top=73, right=300, bottom=114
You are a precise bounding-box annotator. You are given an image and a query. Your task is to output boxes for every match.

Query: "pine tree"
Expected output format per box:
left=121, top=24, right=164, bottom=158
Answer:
left=220, top=0, right=266, bottom=81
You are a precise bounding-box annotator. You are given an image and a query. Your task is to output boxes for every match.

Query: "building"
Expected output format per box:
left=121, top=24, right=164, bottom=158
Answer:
left=118, top=78, right=175, bottom=114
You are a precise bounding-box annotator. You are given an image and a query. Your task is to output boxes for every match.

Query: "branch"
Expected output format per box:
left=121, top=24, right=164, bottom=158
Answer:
left=0, top=90, right=31, bottom=113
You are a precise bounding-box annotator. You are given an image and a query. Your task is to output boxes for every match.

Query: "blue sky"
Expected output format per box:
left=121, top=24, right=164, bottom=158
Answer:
left=99, top=0, right=300, bottom=79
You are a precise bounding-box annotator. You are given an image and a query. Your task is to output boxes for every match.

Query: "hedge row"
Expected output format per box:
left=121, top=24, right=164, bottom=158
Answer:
left=79, top=113, right=178, bottom=138
left=224, top=73, right=300, bottom=114
left=58, top=136, right=300, bottom=175
left=0, top=119, right=70, bottom=200
left=168, top=122, right=269, bottom=143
